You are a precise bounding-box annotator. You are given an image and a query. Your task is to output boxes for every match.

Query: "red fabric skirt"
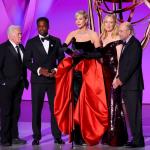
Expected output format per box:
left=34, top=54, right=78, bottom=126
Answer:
left=54, top=57, right=108, bottom=145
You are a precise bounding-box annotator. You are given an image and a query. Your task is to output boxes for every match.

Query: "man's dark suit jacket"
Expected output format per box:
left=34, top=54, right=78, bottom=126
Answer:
left=0, top=40, right=28, bottom=88
left=24, top=35, right=64, bottom=83
left=119, top=36, right=144, bottom=91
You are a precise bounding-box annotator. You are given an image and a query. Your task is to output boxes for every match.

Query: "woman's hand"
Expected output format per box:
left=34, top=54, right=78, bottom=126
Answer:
left=72, top=50, right=80, bottom=57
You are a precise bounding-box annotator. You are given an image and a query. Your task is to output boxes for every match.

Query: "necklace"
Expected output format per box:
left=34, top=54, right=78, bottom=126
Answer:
left=78, top=29, right=88, bottom=35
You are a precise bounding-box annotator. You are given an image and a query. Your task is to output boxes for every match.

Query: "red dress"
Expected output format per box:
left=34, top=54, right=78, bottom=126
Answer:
left=54, top=41, right=108, bottom=145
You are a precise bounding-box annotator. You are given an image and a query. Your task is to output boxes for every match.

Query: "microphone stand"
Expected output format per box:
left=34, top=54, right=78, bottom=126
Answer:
left=71, top=38, right=76, bottom=149
left=71, top=38, right=84, bottom=149
left=71, top=37, right=82, bottom=149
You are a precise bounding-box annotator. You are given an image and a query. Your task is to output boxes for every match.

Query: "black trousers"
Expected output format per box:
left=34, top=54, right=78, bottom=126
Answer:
left=0, top=80, right=24, bottom=143
left=122, top=90, right=144, bottom=145
left=31, top=82, right=61, bottom=140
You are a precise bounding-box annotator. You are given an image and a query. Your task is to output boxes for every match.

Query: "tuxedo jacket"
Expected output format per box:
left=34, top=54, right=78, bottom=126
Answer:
left=118, top=36, right=144, bottom=91
left=24, top=35, right=64, bottom=84
left=0, top=40, right=28, bottom=88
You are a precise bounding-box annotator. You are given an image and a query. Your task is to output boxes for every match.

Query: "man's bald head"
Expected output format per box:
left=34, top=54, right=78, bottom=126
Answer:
left=119, top=22, right=134, bottom=41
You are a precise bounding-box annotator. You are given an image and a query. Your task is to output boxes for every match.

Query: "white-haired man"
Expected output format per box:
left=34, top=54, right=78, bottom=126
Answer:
left=0, top=25, right=28, bottom=146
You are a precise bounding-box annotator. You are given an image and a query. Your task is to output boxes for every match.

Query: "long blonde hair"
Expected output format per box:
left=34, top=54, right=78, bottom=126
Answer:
left=101, top=14, right=119, bottom=39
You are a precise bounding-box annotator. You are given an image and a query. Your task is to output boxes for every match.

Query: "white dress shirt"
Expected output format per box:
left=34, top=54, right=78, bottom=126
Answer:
left=39, top=34, right=49, bottom=54
left=37, top=34, right=57, bottom=76
left=122, top=35, right=133, bottom=52
left=37, top=34, right=49, bottom=75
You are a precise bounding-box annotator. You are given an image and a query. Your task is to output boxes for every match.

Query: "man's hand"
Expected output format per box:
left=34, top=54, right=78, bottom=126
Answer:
left=39, top=68, right=49, bottom=77
left=113, top=78, right=123, bottom=89
left=49, top=69, right=57, bottom=77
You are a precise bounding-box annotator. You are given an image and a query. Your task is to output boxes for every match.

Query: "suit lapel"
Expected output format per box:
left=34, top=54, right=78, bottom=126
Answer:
left=19, top=44, right=24, bottom=53
left=35, top=35, right=56, bottom=57
left=7, top=41, right=19, bottom=63
left=47, top=36, right=56, bottom=57
left=35, top=36, right=48, bottom=56
left=120, top=36, right=134, bottom=60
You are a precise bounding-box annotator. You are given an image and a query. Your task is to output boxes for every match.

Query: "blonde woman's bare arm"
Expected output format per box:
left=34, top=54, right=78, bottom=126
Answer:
left=64, top=31, right=76, bottom=45
left=92, top=32, right=101, bottom=48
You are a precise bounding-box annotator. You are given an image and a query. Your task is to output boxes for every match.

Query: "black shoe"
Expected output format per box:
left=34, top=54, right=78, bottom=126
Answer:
left=32, top=139, right=40, bottom=145
left=74, top=141, right=82, bottom=146
left=125, top=141, right=145, bottom=148
left=1, top=142, right=11, bottom=147
left=54, top=138, right=65, bottom=144
left=12, top=138, right=27, bottom=145
left=128, top=143, right=145, bottom=148
left=81, top=141, right=87, bottom=146
left=124, top=141, right=133, bottom=147
left=101, top=141, right=108, bottom=145
left=74, top=139, right=87, bottom=146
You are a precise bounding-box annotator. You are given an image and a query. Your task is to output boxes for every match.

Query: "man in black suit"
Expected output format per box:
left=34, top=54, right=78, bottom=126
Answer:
left=113, top=22, right=145, bottom=148
left=24, top=17, right=64, bottom=145
left=0, top=25, right=29, bottom=146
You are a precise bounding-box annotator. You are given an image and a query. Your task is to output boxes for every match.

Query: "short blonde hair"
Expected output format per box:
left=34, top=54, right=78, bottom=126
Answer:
left=101, top=14, right=119, bottom=39
left=75, top=10, right=88, bottom=20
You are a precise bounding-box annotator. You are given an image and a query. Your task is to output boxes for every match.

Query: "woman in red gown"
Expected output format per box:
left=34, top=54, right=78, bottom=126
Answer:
left=54, top=10, right=108, bottom=146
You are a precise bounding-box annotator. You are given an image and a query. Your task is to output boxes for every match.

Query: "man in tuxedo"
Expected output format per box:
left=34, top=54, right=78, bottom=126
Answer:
left=113, top=22, right=144, bottom=148
left=24, top=17, right=64, bottom=145
left=0, top=25, right=29, bottom=146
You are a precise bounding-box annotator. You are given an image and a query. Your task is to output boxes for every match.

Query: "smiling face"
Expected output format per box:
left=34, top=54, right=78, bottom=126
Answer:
left=103, top=16, right=116, bottom=32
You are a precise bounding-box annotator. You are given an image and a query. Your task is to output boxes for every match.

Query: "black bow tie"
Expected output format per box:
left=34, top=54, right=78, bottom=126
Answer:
left=41, top=36, right=50, bottom=42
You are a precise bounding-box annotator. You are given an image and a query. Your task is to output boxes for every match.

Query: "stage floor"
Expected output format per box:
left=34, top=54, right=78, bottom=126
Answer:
left=0, top=101, right=150, bottom=150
